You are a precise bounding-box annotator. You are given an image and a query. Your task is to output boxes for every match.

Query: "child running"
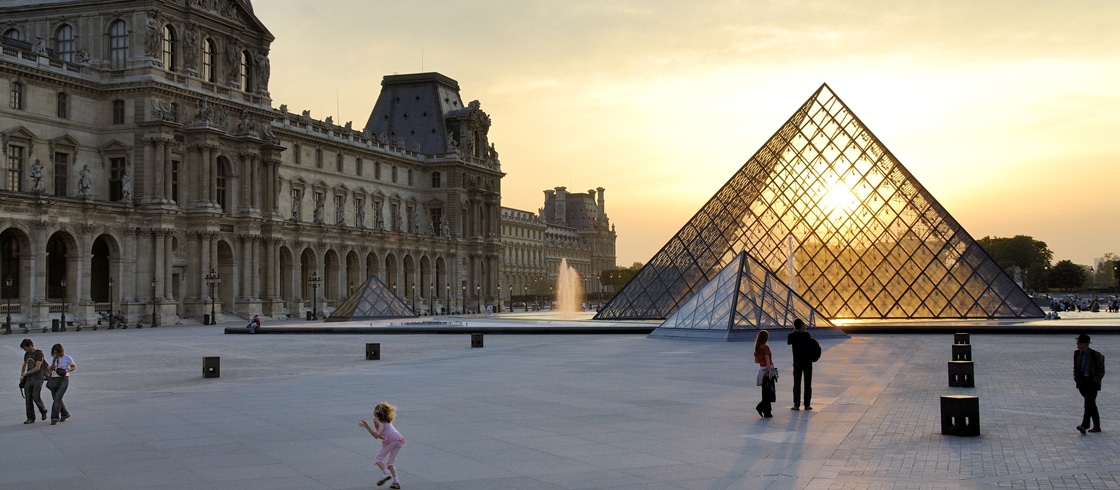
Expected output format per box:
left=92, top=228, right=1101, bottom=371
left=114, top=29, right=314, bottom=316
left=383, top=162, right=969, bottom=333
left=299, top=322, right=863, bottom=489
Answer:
left=359, top=402, right=406, bottom=488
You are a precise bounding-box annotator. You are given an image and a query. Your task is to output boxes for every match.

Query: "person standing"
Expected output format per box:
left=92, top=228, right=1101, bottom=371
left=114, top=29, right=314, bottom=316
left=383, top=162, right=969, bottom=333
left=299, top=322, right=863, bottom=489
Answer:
left=787, top=319, right=818, bottom=411
left=360, top=402, right=406, bottom=488
left=1075, top=333, right=1105, bottom=434
left=46, top=343, right=76, bottom=425
left=754, top=330, right=776, bottom=418
left=19, top=339, right=48, bottom=424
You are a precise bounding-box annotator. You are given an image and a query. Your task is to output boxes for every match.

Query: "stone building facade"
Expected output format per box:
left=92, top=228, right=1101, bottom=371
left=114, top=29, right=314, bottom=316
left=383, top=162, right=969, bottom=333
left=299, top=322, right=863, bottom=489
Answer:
left=0, top=0, right=502, bottom=327
left=502, top=186, right=617, bottom=307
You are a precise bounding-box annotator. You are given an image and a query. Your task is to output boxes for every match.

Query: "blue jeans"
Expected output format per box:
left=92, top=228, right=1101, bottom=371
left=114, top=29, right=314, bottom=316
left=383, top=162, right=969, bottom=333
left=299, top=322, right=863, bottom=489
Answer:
left=24, top=377, right=46, bottom=421
left=48, top=376, right=70, bottom=422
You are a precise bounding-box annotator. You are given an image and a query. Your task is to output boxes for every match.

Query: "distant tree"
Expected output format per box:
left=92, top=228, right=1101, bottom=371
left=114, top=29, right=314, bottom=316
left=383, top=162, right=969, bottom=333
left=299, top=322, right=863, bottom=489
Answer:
left=1089, top=252, right=1120, bottom=291
left=976, top=235, right=1053, bottom=292
left=1049, top=260, right=1088, bottom=291
left=599, top=263, right=643, bottom=292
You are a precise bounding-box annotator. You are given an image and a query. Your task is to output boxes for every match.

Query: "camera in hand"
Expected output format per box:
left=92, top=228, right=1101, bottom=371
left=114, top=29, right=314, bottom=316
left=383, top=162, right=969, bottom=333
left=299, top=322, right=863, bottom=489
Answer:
left=55, top=367, right=67, bottom=376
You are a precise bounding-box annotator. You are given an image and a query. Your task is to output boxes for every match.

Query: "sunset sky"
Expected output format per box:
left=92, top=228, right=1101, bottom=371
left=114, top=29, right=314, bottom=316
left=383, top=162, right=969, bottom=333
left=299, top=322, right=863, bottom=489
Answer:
left=254, top=0, right=1120, bottom=269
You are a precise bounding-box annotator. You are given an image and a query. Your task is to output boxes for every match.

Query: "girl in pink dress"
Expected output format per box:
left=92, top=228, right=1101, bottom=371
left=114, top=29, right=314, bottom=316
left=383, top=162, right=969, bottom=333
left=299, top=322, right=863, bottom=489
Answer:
left=360, top=402, right=406, bottom=488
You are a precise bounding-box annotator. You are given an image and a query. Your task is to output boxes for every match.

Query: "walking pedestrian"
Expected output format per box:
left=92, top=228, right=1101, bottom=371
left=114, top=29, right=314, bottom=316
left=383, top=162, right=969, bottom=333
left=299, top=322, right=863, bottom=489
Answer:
left=46, top=343, right=76, bottom=425
left=360, top=402, right=406, bottom=488
left=1074, top=333, right=1105, bottom=434
left=18, top=338, right=48, bottom=424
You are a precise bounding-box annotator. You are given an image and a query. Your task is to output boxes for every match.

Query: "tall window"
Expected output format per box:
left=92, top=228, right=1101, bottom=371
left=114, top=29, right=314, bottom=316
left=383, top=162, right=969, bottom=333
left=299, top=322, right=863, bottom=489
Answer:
left=431, top=172, right=441, bottom=188
left=109, top=157, right=125, bottom=201
left=374, top=161, right=381, bottom=180
left=216, top=161, right=227, bottom=211
left=9, top=82, right=23, bottom=110
left=109, top=20, right=128, bottom=70
left=240, top=50, right=252, bottom=92
left=2, top=29, right=22, bottom=41
left=161, top=25, right=175, bottom=71
left=336, top=153, right=343, bottom=173
left=391, top=166, right=397, bottom=183
left=55, top=25, right=75, bottom=62
left=171, top=160, right=179, bottom=203
left=356, top=158, right=363, bottom=176
left=293, top=144, right=301, bottom=165
left=56, top=92, right=68, bottom=119
left=112, top=99, right=125, bottom=124
left=315, top=149, right=322, bottom=168
left=407, top=169, right=413, bottom=186
left=53, top=152, right=68, bottom=196
left=6, top=145, right=24, bottom=192
left=203, top=39, right=215, bottom=82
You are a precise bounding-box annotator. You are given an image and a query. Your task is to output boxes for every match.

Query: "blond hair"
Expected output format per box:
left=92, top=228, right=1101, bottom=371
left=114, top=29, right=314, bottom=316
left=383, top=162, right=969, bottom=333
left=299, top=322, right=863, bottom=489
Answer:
left=373, top=402, right=396, bottom=423
left=754, top=330, right=769, bottom=354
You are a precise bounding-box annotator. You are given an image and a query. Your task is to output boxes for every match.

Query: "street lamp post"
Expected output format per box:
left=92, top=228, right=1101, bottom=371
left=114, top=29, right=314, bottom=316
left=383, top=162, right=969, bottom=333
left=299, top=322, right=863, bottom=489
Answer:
left=205, top=268, right=220, bottom=325
left=476, top=284, right=481, bottom=314
left=60, top=279, right=67, bottom=331
left=308, top=272, right=322, bottom=320
left=150, top=278, right=158, bottom=328
left=429, top=283, right=434, bottom=315
left=108, top=276, right=115, bottom=329
left=508, top=285, right=512, bottom=313
left=523, top=285, right=528, bottom=311
left=411, top=283, right=416, bottom=313
left=3, top=275, right=11, bottom=335
left=461, top=284, right=466, bottom=314
left=445, top=284, right=450, bottom=315
left=496, top=283, right=501, bottom=313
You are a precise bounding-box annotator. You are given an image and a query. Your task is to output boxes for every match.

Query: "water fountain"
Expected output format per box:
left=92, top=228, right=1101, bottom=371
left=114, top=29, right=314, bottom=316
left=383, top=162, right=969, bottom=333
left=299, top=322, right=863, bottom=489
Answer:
left=555, top=258, right=583, bottom=314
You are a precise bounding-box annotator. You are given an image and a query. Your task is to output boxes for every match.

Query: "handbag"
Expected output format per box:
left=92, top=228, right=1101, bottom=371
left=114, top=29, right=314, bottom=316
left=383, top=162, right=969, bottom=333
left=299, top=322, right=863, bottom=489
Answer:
left=46, top=376, right=61, bottom=390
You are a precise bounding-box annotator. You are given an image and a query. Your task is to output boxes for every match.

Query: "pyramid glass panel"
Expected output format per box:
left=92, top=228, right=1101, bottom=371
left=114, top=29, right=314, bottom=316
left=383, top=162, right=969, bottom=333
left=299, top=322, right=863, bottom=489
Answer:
left=325, top=274, right=416, bottom=321
left=600, top=84, right=1043, bottom=321
left=651, top=252, right=833, bottom=340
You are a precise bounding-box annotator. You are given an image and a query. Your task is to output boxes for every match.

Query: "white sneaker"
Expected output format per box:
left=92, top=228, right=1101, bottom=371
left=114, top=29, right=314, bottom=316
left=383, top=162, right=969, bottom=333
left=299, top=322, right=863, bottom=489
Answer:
left=377, top=474, right=392, bottom=486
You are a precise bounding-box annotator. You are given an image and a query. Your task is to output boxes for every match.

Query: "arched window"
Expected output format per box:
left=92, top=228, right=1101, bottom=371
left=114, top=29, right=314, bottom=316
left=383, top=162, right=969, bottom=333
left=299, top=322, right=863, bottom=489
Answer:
left=240, top=50, right=252, bottom=92
left=55, top=24, right=75, bottom=62
left=203, top=38, right=215, bottom=82
left=216, top=159, right=228, bottom=212
left=2, top=29, right=22, bottom=41
left=109, top=20, right=128, bottom=70
left=161, top=24, right=175, bottom=71
left=431, top=172, right=441, bottom=188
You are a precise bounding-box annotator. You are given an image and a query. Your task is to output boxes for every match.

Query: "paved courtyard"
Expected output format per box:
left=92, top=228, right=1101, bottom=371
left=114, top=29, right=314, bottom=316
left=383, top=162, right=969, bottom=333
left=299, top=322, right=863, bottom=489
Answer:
left=2, top=313, right=1119, bottom=489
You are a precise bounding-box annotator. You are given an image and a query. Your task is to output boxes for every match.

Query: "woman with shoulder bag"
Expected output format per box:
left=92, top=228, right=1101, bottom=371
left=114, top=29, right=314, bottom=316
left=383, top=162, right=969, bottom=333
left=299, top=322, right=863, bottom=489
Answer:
left=46, top=343, right=76, bottom=425
left=19, top=338, right=48, bottom=424
left=754, top=330, right=776, bottom=418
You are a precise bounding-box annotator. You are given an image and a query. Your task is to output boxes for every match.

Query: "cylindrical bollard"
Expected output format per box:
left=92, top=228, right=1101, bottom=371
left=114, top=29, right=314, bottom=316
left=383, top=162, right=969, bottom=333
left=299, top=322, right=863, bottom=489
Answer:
left=366, top=343, right=381, bottom=360
left=471, top=333, right=484, bottom=348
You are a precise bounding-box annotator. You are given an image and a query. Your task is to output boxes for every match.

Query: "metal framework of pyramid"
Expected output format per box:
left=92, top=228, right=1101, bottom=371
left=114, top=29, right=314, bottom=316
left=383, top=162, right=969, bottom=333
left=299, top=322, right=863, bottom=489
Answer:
left=598, top=84, right=1044, bottom=321
left=649, top=252, right=832, bottom=341
left=325, top=274, right=417, bottom=321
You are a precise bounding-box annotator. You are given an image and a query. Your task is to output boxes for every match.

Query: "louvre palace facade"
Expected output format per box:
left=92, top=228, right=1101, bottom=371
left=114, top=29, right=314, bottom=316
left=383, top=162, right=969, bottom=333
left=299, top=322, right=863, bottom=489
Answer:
left=0, top=0, right=617, bottom=327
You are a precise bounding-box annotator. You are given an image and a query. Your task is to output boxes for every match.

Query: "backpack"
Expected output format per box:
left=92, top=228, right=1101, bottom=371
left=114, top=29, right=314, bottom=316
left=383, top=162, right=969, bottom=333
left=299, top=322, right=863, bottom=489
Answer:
left=806, top=338, right=822, bottom=363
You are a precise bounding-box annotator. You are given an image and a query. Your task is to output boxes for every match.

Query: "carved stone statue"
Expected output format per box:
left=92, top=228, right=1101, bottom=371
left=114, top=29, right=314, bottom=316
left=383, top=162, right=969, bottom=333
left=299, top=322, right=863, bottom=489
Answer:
left=441, top=218, right=451, bottom=239
left=313, top=194, right=325, bottom=224
left=121, top=171, right=132, bottom=202
left=336, top=196, right=346, bottom=225
left=375, top=201, right=385, bottom=231
left=356, top=201, right=365, bottom=228
left=291, top=194, right=301, bottom=221
left=78, top=164, right=92, bottom=197
left=29, top=159, right=44, bottom=192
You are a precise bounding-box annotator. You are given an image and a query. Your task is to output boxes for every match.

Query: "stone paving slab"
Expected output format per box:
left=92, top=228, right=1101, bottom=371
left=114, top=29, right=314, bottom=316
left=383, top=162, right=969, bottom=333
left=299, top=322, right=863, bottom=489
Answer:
left=1, top=316, right=1118, bottom=489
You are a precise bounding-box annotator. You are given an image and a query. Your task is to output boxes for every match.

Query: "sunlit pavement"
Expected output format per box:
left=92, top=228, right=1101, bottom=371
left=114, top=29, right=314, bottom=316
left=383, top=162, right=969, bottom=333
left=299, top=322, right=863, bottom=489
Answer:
left=2, top=316, right=1119, bottom=489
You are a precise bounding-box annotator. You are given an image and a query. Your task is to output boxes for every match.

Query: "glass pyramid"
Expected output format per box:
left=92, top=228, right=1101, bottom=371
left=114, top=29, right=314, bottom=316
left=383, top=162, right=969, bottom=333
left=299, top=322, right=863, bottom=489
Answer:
left=598, top=84, right=1044, bottom=321
left=650, top=252, right=832, bottom=340
left=325, top=274, right=417, bottom=321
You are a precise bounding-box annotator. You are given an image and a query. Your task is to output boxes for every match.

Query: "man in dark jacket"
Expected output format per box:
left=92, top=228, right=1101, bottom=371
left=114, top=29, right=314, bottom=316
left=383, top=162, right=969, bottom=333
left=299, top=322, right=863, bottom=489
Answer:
left=1075, top=333, right=1105, bottom=434
left=787, top=319, right=814, bottom=410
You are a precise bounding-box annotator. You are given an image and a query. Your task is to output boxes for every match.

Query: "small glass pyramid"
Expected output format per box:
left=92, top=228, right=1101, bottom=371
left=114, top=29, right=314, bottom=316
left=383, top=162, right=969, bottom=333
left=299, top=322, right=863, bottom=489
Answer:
left=325, top=274, right=417, bottom=321
left=598, top=84, right=1043, bottom=321
left=650, top=252, right=832, bottom=340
